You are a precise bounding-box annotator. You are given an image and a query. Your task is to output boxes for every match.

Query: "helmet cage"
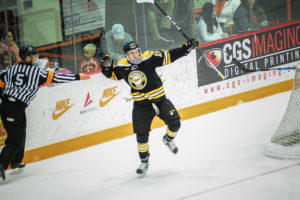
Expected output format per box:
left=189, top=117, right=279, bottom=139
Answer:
left=125, top=48, right=142, bottom=65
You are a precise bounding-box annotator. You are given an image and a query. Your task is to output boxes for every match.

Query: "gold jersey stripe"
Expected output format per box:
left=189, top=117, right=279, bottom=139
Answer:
left=132, top=85, right=164, bottom=96
left=132, top=92, right=165, bottom=101
left=162, top=50, right=171, bottom=66
left=111, top=71, right=118, bottom=80
left=132, top=91, right=165, bottom=101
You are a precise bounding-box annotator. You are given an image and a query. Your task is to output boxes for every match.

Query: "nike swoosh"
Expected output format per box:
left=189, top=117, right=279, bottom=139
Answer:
left=52, top=104, right=74, bottom=120
left=99, top=92, right=120, bottom=107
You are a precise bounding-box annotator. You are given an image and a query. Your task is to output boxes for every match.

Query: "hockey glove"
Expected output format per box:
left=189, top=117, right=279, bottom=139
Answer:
left=182, top=39, right=199, bottom=53
left=100, top=55, right=114, bottom=71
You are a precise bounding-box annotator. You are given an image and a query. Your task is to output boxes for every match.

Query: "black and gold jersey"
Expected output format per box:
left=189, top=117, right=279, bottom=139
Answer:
left=102, top=47, right=189, bottom=103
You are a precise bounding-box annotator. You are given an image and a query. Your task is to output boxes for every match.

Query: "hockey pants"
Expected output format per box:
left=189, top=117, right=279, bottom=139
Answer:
left=133, top=98, right=180, bottom=161
left=0, top=101, right=26, bottom=170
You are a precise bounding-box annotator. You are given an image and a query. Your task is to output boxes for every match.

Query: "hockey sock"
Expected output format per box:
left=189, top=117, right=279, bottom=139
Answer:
left=166, top=127, right=178, bottom=141
left=137, top=142, right=149, bottom=162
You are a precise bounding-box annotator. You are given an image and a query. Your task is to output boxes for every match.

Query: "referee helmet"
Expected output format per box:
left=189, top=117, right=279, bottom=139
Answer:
left=19, top=45, right=37, bottom=61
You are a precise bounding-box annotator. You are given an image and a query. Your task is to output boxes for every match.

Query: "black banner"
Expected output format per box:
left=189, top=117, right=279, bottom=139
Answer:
left=197, top=20, right=300, bottom=86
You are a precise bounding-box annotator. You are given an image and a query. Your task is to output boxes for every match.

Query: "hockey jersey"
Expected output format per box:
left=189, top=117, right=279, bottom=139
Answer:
left=79, top=58, right=101, bottom=73
left=102, top=47, right=188, bottom=103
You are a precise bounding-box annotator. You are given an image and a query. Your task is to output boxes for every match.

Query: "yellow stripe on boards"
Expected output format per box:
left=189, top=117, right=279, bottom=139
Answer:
left=23, top=80, right=293, bottom=165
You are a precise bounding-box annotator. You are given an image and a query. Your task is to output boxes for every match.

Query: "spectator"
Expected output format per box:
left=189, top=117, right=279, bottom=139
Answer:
left=146, top=0, right=175, bottom=49
left=196, top=2, right=228, bottom=43
left=0, top=30, right=21, bottom=63
left=0, top=42, right=17, bottom=67
left=97, top=24, right=133, bottom=64
left=79, top=43, right=101, bottom=73
left=233, top=0, right=268, bottom=34
left=212, top=0, right=240, bottom=34
left=0, top=51, right=11, bottom=71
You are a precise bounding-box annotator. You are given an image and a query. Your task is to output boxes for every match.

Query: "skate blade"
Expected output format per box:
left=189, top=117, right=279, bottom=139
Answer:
left=137, top=172, right=147, bottom=178
left=9, top=168, right=24, bottom=175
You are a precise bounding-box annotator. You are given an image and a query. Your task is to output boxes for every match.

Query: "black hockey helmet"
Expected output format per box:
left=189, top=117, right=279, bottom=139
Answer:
left=123, top=41, right=142, bottom=64
left=123, top=41, right=139, bottom=54
left=19, top=45, right=38, bottom=61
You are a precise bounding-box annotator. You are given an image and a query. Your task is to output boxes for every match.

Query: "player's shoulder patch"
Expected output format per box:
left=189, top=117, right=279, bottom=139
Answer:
left=153, top=50, right=164, bottom=57
left=142, top=50, right=154, bottom=58
left=141, top=50, right=154, bottom=62
left=117, top=58, right=131, bottom=67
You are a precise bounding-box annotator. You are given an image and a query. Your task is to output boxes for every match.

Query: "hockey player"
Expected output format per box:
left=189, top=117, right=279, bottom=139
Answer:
left=100, top=39, right=199, bottom=177
left=0, top=45, right=90, bottom=183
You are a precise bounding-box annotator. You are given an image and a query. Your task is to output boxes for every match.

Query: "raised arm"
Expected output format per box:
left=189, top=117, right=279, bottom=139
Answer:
left=168, top=39, right=199, bottom=63
left=99, top=55, right=118, bottom=80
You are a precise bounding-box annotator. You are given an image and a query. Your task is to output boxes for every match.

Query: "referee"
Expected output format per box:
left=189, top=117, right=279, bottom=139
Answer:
left=0, top=45, right=90, bottom=182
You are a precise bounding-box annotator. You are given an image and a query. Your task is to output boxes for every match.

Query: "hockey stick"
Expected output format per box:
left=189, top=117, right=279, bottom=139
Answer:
left=136, top=0, right=225, bottom=80
left=232, top=58, right=297, bottom=72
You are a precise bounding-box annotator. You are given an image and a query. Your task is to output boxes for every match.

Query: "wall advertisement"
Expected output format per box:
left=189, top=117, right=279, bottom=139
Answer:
left=197, top=20, right=300, bottom=87
left=2, top=21, right=297, bottom=152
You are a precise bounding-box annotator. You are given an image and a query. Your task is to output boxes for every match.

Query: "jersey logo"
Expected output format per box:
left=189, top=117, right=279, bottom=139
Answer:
left=128, top=70, right=147, bottom=90
left=52, top=98, right=74, bottom=120
left=131, top=65, right=138, bottom=70
left=12, top=73, right=28, bottom=87
left=99, top=86, right=120, bottom=107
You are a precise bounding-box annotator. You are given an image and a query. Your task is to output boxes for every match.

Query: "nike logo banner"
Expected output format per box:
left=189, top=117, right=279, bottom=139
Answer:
left=99, top=86, right=120, bottom=107
left=52, top=98, right=74, bottom=120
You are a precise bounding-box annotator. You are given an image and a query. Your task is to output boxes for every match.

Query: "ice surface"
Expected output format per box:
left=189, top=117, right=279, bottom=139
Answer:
left=1, top=91, right=299, bottom=200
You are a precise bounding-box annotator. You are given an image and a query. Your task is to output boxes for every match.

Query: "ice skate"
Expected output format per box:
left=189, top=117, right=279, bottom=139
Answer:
left=10, top=162, right=25, bottom=175
left=0, top=164, right=6, bottom=183
left=136, top=161, right=149, bottom=178
left=162, top=135, right=178, bottom=154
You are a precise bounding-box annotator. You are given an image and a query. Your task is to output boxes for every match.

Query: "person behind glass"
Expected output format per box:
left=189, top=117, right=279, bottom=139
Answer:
left=79, top=43, right=101, bottom=73
left=212, top=0, right=241, bottom=34
left=97, top=24, right=133, bottom=64
left=233, top=0, right=268, bottom=34
left=0, top=51, right=11, bottom=72
left=196, top=2, right=229, bottom=43
left=99, top=39, right=199, bottom=177
left=0, top=45, right=90, bottom=183
left=146, top=0, right=175, bottom=49
left=0, top=32, right=18, bottom=66
left=0, top=30, right=21, bottom=63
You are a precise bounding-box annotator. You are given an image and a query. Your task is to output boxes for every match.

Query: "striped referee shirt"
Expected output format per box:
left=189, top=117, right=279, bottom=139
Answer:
left=0, top=63, right=80, bottom=106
